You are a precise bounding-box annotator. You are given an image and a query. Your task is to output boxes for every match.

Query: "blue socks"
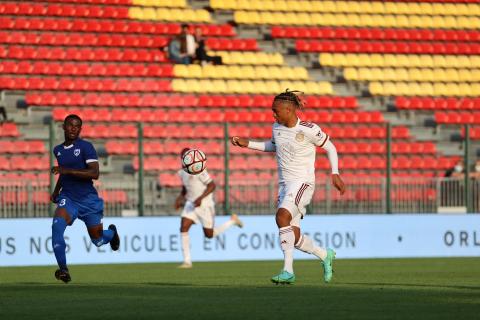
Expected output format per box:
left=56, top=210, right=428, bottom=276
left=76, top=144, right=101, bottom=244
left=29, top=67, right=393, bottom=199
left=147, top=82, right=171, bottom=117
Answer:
left=92, top=229, right=114, bottom=247
left=51, top=217, right=68, bottom=270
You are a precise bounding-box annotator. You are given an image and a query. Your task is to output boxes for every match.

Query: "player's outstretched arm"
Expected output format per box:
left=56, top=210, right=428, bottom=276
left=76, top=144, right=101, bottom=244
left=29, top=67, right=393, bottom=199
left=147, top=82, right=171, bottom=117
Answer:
left=51, top=162, right=100, bottom=180
left=231, top=136, right=276, bottom=152
left=321, top=140, right=346, bottom=195
left=332, top=174, right=346, bottom=195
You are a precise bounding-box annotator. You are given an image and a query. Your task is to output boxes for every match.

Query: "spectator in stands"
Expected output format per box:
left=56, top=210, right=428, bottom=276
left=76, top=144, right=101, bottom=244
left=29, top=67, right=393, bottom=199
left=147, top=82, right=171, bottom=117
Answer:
left=444, top=160, right=464, bottom=178
left=0, top=105, right=7, bottom=124
left=194, top=27, right=223, bottom=65
left=469, top=159, right=480, bottom=179
left=167, top=38, right=190, bottom=65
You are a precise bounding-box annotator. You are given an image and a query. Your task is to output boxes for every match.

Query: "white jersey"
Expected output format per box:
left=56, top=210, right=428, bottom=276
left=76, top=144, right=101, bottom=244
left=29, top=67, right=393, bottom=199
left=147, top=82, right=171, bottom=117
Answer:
left=272, top=118, right=329, bottom=184
left=178, top=169, right=214, bottom=205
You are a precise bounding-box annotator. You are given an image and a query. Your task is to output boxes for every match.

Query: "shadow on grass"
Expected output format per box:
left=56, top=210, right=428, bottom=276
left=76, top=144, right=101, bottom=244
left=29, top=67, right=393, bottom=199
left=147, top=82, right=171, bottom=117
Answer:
left=338, top=282, right=480, bottom=291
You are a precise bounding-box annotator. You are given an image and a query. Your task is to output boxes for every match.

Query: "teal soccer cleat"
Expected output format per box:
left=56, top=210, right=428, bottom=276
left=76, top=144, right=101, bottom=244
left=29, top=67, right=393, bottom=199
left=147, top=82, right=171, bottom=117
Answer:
left=321, top=249, right=336, bottom=283
left=271, top=270, right=296, bottom=285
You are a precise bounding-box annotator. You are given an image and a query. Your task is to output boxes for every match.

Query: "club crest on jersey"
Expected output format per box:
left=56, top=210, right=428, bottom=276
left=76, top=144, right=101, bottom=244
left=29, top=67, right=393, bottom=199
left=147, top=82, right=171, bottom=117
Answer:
left=74, top=148, right=81, bottom=157
left=57, top=151, right=61, bottom=156
left=295, top=132, right=305, bottom=142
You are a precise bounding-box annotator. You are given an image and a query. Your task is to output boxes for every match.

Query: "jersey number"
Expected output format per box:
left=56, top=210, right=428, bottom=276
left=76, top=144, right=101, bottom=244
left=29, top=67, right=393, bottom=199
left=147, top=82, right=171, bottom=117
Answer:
left=59, top=199, right=66, bottom=206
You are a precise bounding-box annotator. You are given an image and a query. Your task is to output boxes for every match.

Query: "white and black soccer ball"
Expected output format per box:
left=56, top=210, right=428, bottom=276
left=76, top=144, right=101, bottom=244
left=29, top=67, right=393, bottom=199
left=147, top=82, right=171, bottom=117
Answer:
left=182, top=149, right=207, bottom=175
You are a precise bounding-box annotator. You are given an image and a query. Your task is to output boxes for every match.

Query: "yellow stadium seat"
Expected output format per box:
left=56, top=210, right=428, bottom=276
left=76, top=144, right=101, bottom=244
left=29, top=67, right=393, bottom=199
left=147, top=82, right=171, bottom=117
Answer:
left=128, top=7, right=143, bottom=19
left=471, top=70, right=480, bottom=82
left=369, top=82, right=382, bottom=95
left=417, top=55, right=432, bottom=68
left=225, top=80, right=240, bottom=94
left=255, top=81, right=270, bottom=94
left=458, top=69, right=472, bottom=82
left=419, top=3, right=433, bottom=15
left=172, top=79, right=187, bottom=92
left=457, top=56, right=471, bottom=68
left=471, top=56, right=480, bottom=68
left=368, top=82, right=383, bottom=96
left=383, top=55, right=397, bottom=67
left=344, top=68, right=358, bottom=81
left=369, top=54, right=383, bottom=67
left=370, top=1, right=385, bottom=14
left=471, top=83, right=480, bottom=96
left=405, top=82, right=420, bottom=96
left=384, top=2, right=399, bottom=14
left=375, top=68, right=386, bottom=81
left=142, top=8, right=157, bottom=20
left=446, top=69, right=459, bottom=82
left=319, top=53, right=333, bottom=67
left=419, top=82, right=434, bottom=96
left=396, top=68, right=410, bottom=81
left=446, top=83, right=461, bottom=96
left=408, top=3, right=422, bottom=15
left=155, top=8, right=170, bottom=20
left=459, top=83, right=472, bottom=97
left=383, top=82, right=397, bottom=95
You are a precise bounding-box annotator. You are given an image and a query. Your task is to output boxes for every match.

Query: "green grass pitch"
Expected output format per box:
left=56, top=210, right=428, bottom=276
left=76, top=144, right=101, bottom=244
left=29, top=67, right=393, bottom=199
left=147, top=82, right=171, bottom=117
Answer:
left=1, top=258, right=480, bottom=319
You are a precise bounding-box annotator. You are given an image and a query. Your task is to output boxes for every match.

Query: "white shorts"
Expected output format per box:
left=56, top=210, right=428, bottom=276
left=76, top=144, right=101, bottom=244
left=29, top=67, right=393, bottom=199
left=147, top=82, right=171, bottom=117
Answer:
left=181, top=200, right=215, bottom=229
left=277, top=182, right=314, bottom=227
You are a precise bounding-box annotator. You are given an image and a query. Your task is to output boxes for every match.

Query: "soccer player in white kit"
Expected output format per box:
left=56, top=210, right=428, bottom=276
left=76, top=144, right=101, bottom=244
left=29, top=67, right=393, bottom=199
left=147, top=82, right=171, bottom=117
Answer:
left=231, top=90, right=345, bottom=284
left=175, top=148, right=244, bottom=268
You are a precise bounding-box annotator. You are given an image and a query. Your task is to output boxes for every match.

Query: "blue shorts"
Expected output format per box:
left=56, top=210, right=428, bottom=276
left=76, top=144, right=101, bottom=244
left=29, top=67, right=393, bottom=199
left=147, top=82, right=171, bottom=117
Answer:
left=56, top=194, right=104, bottom=227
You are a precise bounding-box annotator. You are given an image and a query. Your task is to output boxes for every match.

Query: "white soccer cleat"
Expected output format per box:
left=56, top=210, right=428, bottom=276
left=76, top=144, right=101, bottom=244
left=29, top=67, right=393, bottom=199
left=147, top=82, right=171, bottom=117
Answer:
left=177, top=262, right=193, bottom=269
left=231, top=213, right=244, bottom=228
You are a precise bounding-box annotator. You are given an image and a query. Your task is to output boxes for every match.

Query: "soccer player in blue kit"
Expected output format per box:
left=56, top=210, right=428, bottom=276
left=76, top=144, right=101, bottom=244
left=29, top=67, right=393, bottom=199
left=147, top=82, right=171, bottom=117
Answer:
left=50, top=114, right=120, bottom=283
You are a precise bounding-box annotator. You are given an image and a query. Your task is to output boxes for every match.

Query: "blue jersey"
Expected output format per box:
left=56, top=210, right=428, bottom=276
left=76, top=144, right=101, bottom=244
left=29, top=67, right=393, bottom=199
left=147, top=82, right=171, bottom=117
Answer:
left=53, top=138, right=99, bottom=203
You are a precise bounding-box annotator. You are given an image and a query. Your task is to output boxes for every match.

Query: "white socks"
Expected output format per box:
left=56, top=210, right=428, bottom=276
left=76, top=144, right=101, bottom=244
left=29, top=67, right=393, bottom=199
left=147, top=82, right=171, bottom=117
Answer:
left=181, top=232, right=191, bottom=265
left=295, top=234, right=327, bottom=260
left=213, top=219, right=235, bottom=237
left=279, top=226, right=295, bottom=274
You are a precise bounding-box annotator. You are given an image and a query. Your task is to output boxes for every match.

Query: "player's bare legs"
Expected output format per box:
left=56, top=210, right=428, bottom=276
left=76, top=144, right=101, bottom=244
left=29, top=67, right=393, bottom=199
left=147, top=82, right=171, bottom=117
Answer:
left=179, top=217, right=195, bottom=268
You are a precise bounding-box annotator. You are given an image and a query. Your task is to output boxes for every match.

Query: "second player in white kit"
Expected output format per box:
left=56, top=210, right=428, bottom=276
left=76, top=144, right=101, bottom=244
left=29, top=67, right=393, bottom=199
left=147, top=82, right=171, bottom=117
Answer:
left=175, top=148, right=243, bottom=268
left=231, top=90, right=346, bottom=284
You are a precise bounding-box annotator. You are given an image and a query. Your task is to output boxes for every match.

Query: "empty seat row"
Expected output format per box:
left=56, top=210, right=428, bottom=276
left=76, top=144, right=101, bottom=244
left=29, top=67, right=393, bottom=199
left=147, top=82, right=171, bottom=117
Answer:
left=297, top=40, right=480, bottom=54
left=0, top=17, right=234, bottom=36
left=272, top=27, right=480, bottom=42
left=106, top=141, right=224, bottom=155
left=0, top=156, right=49, bottom=171
left=134, top=155, right=458, bottom=171
left=26, top=93, right=357, bottom=109
left=106, top=140, right=435, bottom=155
left=0, top=123, right=20, bottom=137
left=173, top=65, right=309, bottom=80
left=396, top=97, right=480, bottom=110
left=172, top=79, right=333, bottom=94
left=0, top=189, right=126, bottom=204
left=0, top=32, right=256, bottom=51
left=370, top=82, right=480, bottom=97
left=52, top=108, right=383, bottom=123
left=435, top=112, right=480, bottom=124
left=319, top=53, right=480, bottom=68
left=128, top=7, right=211, bottom=22
left=0, top=31, right=169, bottom=48
left=235, top=11, right=480, bottom=29
left=33, top=0, right=132, bottom=5
left=78, top=124, right=409, bottom=140
left=132, top=156, right=224, bottom=171
left=0, top=76, right=173, bottom=92
left=0, top=2, right=130, bottom=18
left=213, top=0, right=480, bottom=15
left=0, top=45, right=168, bottom=63
left=0, top=141, right=46, bottom=154
left=344, top=67, right=480, bottom=82
left=0, top=173, right=49, bottom=187
left=0, top=61, right=173, bottom=77
left=205, top=38, right=258, bottom=51
left=212, top=51, right=283, bottom=65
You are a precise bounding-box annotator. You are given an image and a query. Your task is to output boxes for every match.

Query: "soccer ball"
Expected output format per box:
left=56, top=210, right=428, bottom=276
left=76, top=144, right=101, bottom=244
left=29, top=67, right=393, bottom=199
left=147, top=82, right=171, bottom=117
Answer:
left=182, top=149, right=207, bottom=175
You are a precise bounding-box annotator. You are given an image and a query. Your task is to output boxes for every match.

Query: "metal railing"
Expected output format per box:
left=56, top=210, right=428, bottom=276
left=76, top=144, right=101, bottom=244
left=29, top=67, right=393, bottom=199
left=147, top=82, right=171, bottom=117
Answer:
left=1, top=177, right=478, bottom=218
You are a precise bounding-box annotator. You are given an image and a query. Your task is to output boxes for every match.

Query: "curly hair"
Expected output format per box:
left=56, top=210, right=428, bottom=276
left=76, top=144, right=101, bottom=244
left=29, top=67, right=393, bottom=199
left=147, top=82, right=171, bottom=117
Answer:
left=273, top=89, right=305, bottom=110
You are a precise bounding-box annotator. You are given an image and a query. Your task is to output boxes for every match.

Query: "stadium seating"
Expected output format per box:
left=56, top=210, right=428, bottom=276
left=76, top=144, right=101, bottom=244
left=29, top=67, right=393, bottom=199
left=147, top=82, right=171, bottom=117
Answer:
left=272, top=27, right=480, bottom=41
left=319, top=53, right=480, bottom=68
left=396, top=97, right=480, bottom=110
